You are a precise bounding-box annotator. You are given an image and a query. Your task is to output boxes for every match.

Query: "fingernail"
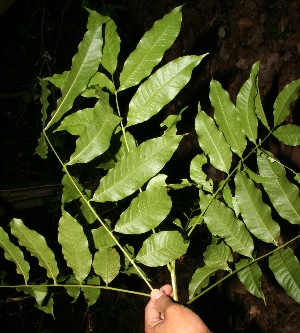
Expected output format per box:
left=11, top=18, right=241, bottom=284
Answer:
left=152, top=289, right=164, bottom=299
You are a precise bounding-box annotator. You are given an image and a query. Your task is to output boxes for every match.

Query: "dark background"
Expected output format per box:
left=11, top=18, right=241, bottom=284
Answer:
left=0, top=0, right=299, bottom=332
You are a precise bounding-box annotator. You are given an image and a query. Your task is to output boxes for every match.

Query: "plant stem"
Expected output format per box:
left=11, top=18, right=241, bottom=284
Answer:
left=0, top=283, right=150, bottom=297
left=187, top=233, right=300, bottom=304
left=167, top=260, right=178, bottom=301
left=43, top=130, right=153, bottom=291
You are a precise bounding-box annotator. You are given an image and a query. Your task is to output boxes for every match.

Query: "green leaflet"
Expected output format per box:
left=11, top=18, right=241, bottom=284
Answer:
left=82, top=276, right=101, bottom=307
left=17, top=286, right=54, bottom=316
left=91, top=224, right=116, bottom=249
left=269, top=248, right=300, bottom=303
left=0, top=227, right=30, bottom=283
left=10, top=219, right=59, bottom=283
left=210, top=79, right=246, bottom=156
left=61, top=174, right=83, bottom=204
left=236, top=61, right=259, bottom=143
left=102, top=19, right=120, bottom=75
left=136, top=231, right=188, bottom=267
left=47, top=71, right=69, bottom=89
left=56, top=108, right=94, bottom=136
left=127, top=55, right=206, bottom=127
left=119, top=6, right=182, bottom=91
left=195, top=108, right=232, bottom=173
left=58, top=210, right=92, bottom=283
left=114, top=186, right=172, bottom=234
left=188, top=265, right=216, bottom=299
left=273, top=124, right=300, bottom=146
left=68, top=92, right=121, bottom=165
left=273, top=79, right=300, bottom=127
left=254, top=86, right=270, bottom=130
left=200, top=191, right=254, bottom=257
left=65, top=275, right=80, bottom=302
left=46, top=10, right=108, bottom=129
left=257, top=153, right=300, bottom=224
left=190, top=154, right=213, bottom=193
left=35, top=79, right=51, bottom=159
left=234, top=170, right=280, bottom=245
left=236, top=259, right=265, bottom=300
left=93, top=247, right=120, bottom=285
left=203, top=242, right=232, bottom=271
left=92, top=135, right=182, bottom=202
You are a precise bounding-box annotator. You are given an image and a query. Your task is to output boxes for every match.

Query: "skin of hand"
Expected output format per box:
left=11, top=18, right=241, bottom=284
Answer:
left=145, top=284, right=211, bottom=333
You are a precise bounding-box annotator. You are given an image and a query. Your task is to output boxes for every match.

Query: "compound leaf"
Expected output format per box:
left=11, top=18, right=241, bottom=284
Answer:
left=269, top=248, right=300, bottom=304
left=136, top=231, right=188, bottom=267
left=114, top=186, right=172, bottom=234
left=257, top=152, right=300, bottom=224
left=46, top=10, right=108, bottom=129
left=0, top=227, right=30, bottom=283
left=234, top=170, right=280, bottom=245
left=10, top=219, right=59, bottom=283
left=119, top=6, right=182, bottom=91
left=200, top=192, right=254, bottom=257
left=236, top=61, right=259, bottom=143
left=210, top=79, right=246, bottom=156
left=92, top=135, right=182, bottom=202
left=127, top=55, right=206, bottom=127
left=58, top=210, right=92, bottom=283
left=273, top=79, right=300, bottom=127
left=195, top=109, right=232, bottom=173
left=93, top=247, right=120, bottom=285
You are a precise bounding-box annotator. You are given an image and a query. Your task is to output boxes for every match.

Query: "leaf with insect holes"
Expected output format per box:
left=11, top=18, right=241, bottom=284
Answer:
left=58, top=210, right=92, bottom=283
left=119, top=6, right=182, bottom=91
left=269, top=248, right=300, bottom=303
left=0, top=227, right=30, bottom=283
left=10, top=219, right=59, bottom=283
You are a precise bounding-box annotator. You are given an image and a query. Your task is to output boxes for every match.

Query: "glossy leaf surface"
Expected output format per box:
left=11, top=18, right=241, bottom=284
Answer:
left=119, top=6, right=182, bottom=91
left=273, top=124, right=300, bottom=146
left=0, top=227, right=30, bottom=283
left=234, top=170, right=280, bottom=245
left=10, top=219, right=59, bottom=283
left=92, top=135, right=182, bottom=202
left=136, top=231, right=188, bottom=267
left=58, top=211, right=92, bottom=283
left=195, top=109, right=232, bottom=173
left=114, top=186, right=172, bottom=234
left=127, top=55, right=206, bottom=127
left=269, top=248, right=300, bottom=303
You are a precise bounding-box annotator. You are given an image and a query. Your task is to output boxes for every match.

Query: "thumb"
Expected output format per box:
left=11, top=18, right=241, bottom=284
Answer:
left=151, top=289, right=174, bottom=314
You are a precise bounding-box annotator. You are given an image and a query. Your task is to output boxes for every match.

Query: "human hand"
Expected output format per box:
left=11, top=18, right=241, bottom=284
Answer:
left=145, top=284, right=211, bottom=333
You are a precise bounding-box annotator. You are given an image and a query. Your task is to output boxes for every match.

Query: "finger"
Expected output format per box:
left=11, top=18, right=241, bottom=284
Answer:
left=151, top=289, right=174, bottom=314
left=159, top=284, right=172, bottom=296
left=145, top=290, right=165, bottom=332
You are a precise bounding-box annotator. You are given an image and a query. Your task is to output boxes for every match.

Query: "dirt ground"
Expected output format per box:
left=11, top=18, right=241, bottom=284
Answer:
left=0, top=0, right=300, bottom=332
